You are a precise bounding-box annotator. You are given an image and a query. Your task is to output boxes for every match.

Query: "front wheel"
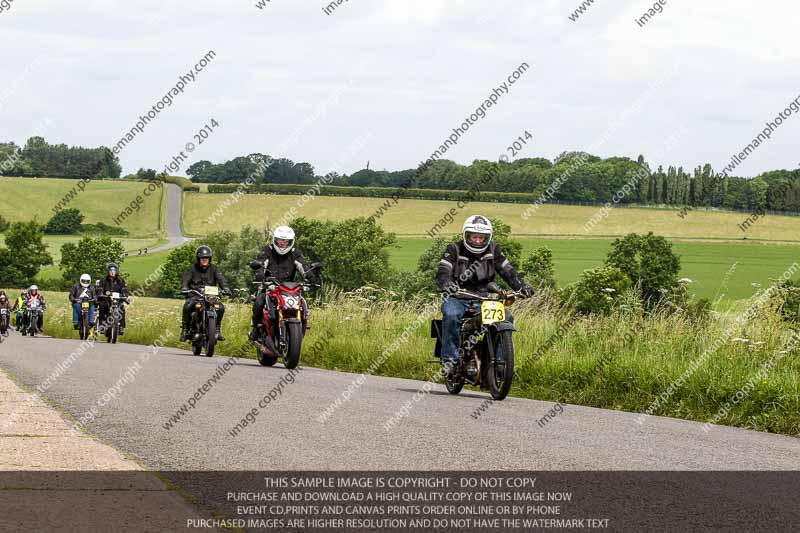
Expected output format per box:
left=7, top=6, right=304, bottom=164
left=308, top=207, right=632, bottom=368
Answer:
left=444, top=372, right=464, bottom=395
left=283, top=321, right=303, bottom=369
left=79, top=315, right=89, bottom=341
left=204, top=316, right=216, bottom=357
left=487, top=330, right=515, bottom=401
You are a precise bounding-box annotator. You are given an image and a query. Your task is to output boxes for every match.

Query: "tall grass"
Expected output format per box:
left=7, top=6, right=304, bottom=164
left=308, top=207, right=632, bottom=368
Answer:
left=25, top=288, right=800, bottom=436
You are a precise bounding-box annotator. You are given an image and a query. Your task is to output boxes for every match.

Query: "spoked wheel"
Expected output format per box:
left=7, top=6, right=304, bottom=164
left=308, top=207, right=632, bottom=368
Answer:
left=487, top=330, right=515, bottom=401
left=256, top=346, right=278, bottom=367
left=204, top=316, right=216, bottom=357
left=109, top=323, right=118, bottom=344
left=79, top=318, right=89, bottom=341
left=444, top=371, right=465, bottom=395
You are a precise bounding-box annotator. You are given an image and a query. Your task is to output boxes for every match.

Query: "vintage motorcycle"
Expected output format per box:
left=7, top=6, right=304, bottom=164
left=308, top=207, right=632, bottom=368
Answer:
left=96, top=292, right=128, bottom=344
left=22, top=299, right=44, bottom=337
left=431, top=284, right=524, bottom=401
left=248, top=260, right=321, bottom=369
left=181, top=286, right=226, bottom=357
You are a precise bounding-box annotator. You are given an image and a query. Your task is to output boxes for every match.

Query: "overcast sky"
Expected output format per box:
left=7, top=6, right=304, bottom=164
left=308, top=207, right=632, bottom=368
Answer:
left=1, top=0, right=798, bottom=178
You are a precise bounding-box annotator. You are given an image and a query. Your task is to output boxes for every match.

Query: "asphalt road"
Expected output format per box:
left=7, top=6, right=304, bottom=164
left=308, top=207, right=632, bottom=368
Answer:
left=148, top=183, right=192, bottom=254
left=1, top=333, right=798, bottom=471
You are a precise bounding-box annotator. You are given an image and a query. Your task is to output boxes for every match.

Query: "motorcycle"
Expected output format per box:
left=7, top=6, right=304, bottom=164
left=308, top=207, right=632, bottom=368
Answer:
left=75, top=296, right=96, bottom=341
left=431, top=283, right=524, bottom=401
left=181, top=286, right=225, bottom=357
left=248, top=261, right=321, bottom=369
left=97, top=292, right=128, bottom=344
left=0, top=307, right=9, bottom=339
left=22, top=299, right=44, bottom=337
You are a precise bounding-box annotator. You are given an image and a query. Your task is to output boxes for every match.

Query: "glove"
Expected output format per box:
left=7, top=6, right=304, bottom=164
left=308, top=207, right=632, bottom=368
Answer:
left=520, top=285, right=534, bottom=298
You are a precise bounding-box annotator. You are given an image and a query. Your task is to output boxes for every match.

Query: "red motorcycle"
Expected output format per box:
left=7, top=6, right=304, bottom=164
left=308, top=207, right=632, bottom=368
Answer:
left=248, top=261, right=321, bottom=369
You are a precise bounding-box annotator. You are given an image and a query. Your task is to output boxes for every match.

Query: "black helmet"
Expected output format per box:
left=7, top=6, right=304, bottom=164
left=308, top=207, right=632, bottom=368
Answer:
left=107, top=262, right=119, bottom=275
left=196, top=246, right=212, bottom=261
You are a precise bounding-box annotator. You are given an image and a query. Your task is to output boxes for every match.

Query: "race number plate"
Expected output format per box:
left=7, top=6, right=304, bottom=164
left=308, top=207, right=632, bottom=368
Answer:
left=204, top=286, right=220, bottom=296
left=481, top=301, right=506, bottom=324
left=81, top=302, right=90, bottom=309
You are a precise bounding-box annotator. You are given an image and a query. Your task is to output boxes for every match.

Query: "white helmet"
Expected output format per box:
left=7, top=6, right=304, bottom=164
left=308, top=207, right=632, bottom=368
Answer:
left=272, top=226, right=295, bottom=256
left=80, top=274, right=91, bottom=287
left=462, top=215, right=493, bottom=254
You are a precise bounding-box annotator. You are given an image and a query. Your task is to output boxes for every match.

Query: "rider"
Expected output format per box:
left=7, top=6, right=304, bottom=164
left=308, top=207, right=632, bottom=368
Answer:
left=180, top=246, right=230, bottom=342
left=0, top=291, right=11, bottom=336
left=24, top=285, right=46, bottom=332
left=68, top=274, right=97, bottom=331
left=97, top=262, right=129, bottom=335
left=11, top=290, right=26, bottom=331
left=435, top=215, right=533, bottom=377
left=248, top=225, right=316, bottom=341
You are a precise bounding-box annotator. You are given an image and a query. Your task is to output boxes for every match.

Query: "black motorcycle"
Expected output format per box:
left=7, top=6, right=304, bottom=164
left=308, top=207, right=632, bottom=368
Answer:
left=431, top=284, right=523, bottom=401
left=97, top=292, right=128, bottom=344
left=181, top=286, right=225, bottom=357
left=248, top=261, right=321, bottom=369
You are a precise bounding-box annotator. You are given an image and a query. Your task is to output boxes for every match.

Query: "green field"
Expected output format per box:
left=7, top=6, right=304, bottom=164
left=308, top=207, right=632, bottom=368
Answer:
left=0, top=176, right=164, bottom=237
left=183, top=192, right=800, bottom=243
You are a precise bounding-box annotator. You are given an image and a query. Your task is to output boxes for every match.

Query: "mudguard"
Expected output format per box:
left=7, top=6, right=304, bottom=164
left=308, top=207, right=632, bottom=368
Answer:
left=490, top=320, right=516, bottom=333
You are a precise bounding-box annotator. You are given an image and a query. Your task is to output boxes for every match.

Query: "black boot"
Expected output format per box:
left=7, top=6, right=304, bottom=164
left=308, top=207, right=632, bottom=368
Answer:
left=216, top=324, right=225, bottom=342
left=179, top=325, right=188, bottom=342
left=248, top=324, right=262, bottom=342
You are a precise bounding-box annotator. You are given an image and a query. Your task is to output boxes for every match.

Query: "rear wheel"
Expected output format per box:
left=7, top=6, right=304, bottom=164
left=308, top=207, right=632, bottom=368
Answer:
left=487, top=330, right=515, bottom=401
left=204, top=316, right=216, bottom=357
left=283, top=322, right=303, bottom=369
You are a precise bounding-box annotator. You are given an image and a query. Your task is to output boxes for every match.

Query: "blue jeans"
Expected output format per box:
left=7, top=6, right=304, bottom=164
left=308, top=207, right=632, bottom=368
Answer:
left=441, top=297, right=513, bottom=363
left=72, top=303, right=95, bottom=324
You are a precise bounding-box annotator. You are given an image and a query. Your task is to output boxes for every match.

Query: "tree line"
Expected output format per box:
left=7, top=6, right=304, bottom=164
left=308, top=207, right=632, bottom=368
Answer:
left=4, top=135, right=800, bottom=213
left=187, top=152, right=800, bottom=213
left=0, top=137, right=121, bottom=180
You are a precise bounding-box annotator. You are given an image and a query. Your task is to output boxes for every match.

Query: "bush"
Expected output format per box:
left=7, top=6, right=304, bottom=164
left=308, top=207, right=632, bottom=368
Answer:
left=521, top=247, right=556, bottom=290
left=560, top=266, right=631, bottom=315
left=162, top=174, right=200, bottom=192
left=159, top=243, right=197, bottom=297
left=775, top=279, right=800, bottom=323
left=0, top=221, right=52, bottom=287
left=60, top=236, right=125, bottom=282
left=44, top=208, right=84, bottom=234
left=605, top=232, right=680, bottom=307
left=292, top=217, right=396, bottom=291
left=80, top=222, right=129, bottom=236
left=206, top=183, right=544, bottom=205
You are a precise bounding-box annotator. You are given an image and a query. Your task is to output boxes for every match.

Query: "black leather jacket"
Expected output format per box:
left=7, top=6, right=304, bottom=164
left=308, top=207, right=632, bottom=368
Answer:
left=69, top=284, right=98, bottom=303
left=435, top=241, right=524, bottom=299
left=255, top=246, right=314, bottom=283
left=181, top=263, right=229, bottom=293
left=97, top=276, right=129, bottom=297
